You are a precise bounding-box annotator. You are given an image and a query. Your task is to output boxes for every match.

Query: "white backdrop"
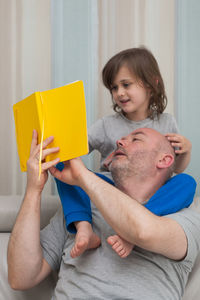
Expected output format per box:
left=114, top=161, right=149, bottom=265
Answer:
left=1, top=0, right=188, bottom=196
left=0, top=0, right=52, bottom=195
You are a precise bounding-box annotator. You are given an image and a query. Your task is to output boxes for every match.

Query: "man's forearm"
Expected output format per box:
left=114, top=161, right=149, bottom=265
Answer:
left=77, top=169, right=187, bottom=260
left=50, top=158, right=187, bottom=260
left=7, top=190, right=44, bottom=289
left=78, top=169, right=152, bottom=245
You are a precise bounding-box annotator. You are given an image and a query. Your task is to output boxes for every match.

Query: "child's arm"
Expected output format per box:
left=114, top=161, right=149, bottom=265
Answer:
left=165, top=133, right=192, bottom=173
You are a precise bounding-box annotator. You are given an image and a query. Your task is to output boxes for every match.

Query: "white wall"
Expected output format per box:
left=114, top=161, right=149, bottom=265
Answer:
left=51, top=0, right=98, bottom=170
left=97, top=0, right=175, bottom=120
left=2, top=0, right=198, bottom=196
left=176, top=0, right=200, bottom=195
left=0, top=0, right=52, bottom=195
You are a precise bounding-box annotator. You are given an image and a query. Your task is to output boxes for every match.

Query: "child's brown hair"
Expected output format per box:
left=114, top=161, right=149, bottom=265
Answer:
left=102, top=47, right=167, bottom=119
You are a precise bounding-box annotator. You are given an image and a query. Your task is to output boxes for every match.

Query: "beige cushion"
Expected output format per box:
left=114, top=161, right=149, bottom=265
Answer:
left=0, top=195, right=60, bottom=300
left=0, top=233, right=57, bottom=300
left=0, top=195, right=60, bottom=231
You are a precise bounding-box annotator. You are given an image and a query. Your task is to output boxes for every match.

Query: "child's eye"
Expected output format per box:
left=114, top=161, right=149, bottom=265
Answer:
left=123, top=83, right=130, bottom=88
left=111, top=86, right=117, bottom=92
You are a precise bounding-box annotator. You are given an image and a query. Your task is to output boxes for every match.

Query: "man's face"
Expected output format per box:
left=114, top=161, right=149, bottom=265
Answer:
left=110, top=128, right=161, bottom=179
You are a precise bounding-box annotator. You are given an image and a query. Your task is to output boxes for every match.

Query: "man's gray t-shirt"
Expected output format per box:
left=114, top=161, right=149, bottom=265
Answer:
left=88, top=112, right=178, bottom=171
left=40, top=204, right=200, bottom=300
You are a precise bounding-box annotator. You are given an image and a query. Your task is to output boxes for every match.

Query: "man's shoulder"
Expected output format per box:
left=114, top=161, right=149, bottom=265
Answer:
left=167, top=207, right=200, bottom=231
left=168, top=207, right=200, bottom=264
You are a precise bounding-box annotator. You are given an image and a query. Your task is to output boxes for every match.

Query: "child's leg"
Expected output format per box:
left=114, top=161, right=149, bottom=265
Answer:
left=70, top=221, right=101, bottom=258
left=55, top=167, right=134, bottom=258
left=55, top=164, right=109, bottom=257
left=55, top=163, right=92, bottom=233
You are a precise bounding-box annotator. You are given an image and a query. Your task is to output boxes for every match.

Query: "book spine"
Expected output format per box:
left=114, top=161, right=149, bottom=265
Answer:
left=35, top=92, right=44, bottom=143
left=35, top=92, right=46, bottom=178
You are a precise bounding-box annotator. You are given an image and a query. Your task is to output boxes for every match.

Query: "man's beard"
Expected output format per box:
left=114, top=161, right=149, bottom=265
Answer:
left=110, top=150, right=157, bottom=188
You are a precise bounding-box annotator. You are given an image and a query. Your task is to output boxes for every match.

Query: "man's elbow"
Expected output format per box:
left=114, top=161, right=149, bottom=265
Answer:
left=8, top=275, right=26, bottom=291
left=134, top=222, right=155, bottom=248
left=8, top=270, right=33, bottom=291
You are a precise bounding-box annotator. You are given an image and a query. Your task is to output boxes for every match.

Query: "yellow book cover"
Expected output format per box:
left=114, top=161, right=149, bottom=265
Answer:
left=13, top=80, right=88, bottom=172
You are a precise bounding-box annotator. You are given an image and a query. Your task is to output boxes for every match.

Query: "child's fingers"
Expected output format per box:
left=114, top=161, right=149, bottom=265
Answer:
left=166, top=135, right=182, bottom=142
left=175, top=149, right=185, bottom=154
left=171, top=142, right=182, bottom=147
left=165, top=133, right=178, bottom=137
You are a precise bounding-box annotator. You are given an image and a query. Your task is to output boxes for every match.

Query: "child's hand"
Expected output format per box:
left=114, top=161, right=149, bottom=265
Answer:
left=165, top=133, right=192, bottom=155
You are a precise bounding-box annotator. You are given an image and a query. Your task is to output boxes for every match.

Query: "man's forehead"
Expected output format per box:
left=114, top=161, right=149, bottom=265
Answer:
left=130, top=128, right=163, bottom=137
left=129, top=128, right=150, bottom=137
left=131, top=131, right=146, bottom=136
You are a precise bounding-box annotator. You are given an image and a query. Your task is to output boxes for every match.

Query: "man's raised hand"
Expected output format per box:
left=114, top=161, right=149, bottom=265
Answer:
left=26, top=130, right=60, bottom=194
left=49, top=157, right=87, bottom=187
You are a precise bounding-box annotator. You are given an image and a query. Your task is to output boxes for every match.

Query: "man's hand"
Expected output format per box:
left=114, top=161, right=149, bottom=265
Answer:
left=49, top=157, right=88, bottom=187
left=26, top=130, right=60, bottom=194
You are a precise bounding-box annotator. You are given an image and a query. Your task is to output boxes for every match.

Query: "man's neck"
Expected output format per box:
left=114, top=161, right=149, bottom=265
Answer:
left=115, top=175, right=166, bottom=204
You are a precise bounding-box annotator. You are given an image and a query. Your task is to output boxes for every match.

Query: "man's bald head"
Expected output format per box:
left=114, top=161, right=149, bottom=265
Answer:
left=110, top=128, right=176, bottom=187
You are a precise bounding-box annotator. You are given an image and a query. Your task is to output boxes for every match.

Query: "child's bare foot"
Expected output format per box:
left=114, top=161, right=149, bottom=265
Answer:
left=107, top=235, right=134, bottom=258
left=70, top=221, right=101, bottom=258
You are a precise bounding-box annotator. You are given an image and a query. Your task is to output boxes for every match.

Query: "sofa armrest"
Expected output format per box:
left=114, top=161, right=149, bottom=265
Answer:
left=0, top=194, right=60, bottom=300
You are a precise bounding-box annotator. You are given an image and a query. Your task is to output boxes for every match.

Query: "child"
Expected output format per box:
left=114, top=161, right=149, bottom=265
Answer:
left=55, top=47, right=192, bottom=258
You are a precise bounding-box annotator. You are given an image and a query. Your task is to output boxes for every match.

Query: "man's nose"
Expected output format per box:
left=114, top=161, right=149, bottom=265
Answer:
left=116, top=138, right=127, bottom=147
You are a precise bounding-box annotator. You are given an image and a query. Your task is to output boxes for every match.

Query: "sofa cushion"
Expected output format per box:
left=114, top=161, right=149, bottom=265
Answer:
left=0, top=195, right=60, bottom=232
left=0, top=233, right=57, bottom=300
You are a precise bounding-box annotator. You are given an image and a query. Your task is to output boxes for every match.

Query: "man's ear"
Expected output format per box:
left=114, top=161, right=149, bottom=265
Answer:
left=157, top=154, right=174, bottom=169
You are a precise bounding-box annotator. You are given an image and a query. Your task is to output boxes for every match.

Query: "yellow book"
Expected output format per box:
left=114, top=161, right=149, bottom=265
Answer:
left=13, top=80, right=88, bottom=172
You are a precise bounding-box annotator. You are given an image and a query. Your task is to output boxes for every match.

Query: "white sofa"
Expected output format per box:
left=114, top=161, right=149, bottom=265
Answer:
left=1, top=195, right=200, bottom=300
left=0, top=195, right=59, bottom=300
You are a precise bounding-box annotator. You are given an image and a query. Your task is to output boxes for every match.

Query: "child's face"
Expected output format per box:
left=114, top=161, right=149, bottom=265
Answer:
left=111, top=66, right=150, bottom=121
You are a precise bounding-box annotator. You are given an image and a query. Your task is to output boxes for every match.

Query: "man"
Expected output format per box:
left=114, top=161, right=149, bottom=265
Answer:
left=8, top=128, right=200, bottom=300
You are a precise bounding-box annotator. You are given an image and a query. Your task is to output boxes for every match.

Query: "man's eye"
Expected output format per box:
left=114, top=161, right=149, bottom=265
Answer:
left=132, top=138, right=138, bottom=142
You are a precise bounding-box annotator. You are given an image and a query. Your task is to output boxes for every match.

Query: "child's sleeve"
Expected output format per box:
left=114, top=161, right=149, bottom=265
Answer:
left=54, top=164, right=114, bottom=234
left=88, top=118, right=106, bottom=153
left=145, top=173, right=196, bottom=215
left=170, top=114, right=179, bottom=133
left=55, top=163, right=92, bottom=233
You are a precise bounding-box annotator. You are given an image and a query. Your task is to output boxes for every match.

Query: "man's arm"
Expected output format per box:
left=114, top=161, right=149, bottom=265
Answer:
left=50, top=159, right=188, bottom=261
left=7, top=131, right=60, bottom=290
